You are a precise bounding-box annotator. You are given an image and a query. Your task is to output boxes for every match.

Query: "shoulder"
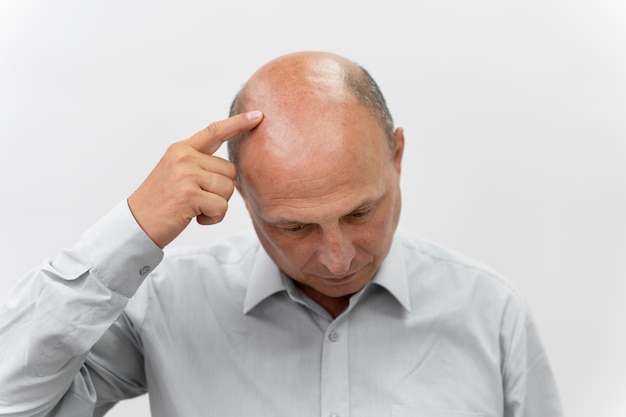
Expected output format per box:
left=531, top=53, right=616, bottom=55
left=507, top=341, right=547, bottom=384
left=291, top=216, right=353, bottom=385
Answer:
left=131, top=230, right=261, bottom=304
left=141, top=230, right=262, bottom=293
left=126, top=231, right=263, bottom=334
left=393, top=232, right=532, bottom=343
left=162, top=230, right=261, bottom=266
left=395, top=231, right=522, bottom=299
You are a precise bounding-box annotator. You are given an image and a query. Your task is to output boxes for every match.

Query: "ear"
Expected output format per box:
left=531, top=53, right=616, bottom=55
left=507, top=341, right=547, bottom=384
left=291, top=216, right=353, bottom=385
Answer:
left=392, top=127, right=405, bottom=175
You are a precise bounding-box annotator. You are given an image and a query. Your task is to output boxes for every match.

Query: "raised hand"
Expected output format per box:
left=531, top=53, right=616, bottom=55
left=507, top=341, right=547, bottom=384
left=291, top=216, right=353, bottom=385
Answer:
left=127, top=111, right=263, bottom=248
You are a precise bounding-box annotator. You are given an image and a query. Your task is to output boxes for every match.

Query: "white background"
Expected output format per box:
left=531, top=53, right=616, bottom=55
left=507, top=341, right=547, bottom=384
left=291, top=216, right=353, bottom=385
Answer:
left=1, top=1, right=624, bottom=416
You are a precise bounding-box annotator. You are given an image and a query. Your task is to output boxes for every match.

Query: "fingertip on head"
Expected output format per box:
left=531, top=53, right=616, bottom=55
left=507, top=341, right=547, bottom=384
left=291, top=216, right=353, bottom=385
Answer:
left=246, top=110, right=263, bottom=122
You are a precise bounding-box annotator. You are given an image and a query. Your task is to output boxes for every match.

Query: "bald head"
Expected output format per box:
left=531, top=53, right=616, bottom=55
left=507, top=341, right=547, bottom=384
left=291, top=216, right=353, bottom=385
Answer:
left=224, top=53, right=404, bottom=312
left=227, top=52, right=395, bottom=183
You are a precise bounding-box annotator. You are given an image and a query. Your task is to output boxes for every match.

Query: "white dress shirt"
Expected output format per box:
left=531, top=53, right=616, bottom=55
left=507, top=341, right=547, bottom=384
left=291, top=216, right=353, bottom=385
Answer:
left=0, top=201, right=564, bottom=417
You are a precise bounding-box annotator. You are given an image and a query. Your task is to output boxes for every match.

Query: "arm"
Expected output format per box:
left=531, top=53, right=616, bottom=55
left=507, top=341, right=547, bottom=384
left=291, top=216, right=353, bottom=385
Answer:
left=0, top=112, right=264, bottom=416
left=501, top=297, right=565, bottom=417
left=0, top=201, right=162, bottom=416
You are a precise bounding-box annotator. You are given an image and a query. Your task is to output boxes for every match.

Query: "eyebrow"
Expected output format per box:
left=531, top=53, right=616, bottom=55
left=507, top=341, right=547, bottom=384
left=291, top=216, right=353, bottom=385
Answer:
left=270, top=194, right=384, bottom=227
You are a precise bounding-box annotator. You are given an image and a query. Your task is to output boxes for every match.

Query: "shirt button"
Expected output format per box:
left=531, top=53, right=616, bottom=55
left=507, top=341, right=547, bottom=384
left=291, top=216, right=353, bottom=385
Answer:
left=328, top=331, right=340, bottom=342
left=139, top=266, right=152, bottom=276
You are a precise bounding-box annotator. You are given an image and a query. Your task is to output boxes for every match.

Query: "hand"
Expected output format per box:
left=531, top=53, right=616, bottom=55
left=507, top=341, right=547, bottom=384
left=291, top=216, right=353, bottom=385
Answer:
left=128, top=111, right=263, bottom=248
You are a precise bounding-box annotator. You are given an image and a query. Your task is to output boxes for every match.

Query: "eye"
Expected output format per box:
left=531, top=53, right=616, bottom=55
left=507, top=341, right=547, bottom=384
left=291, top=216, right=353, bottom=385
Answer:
left=279, top=224, right=308, bottom=233
left=350, top=207, right=373, bottom=219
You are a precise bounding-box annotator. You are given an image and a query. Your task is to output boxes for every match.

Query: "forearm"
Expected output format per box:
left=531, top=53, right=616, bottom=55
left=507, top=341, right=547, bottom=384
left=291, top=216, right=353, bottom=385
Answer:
left=0, top=201, right=163, bottom=416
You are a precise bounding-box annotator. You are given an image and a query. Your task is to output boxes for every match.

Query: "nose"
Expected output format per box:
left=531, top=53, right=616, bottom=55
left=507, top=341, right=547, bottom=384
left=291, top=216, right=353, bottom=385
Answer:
left=317, top=224, right=357, bottom=275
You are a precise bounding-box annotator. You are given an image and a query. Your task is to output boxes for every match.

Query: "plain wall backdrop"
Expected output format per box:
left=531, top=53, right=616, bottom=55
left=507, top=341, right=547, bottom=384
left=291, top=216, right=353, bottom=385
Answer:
left=1, top=1, right=624, bottom=416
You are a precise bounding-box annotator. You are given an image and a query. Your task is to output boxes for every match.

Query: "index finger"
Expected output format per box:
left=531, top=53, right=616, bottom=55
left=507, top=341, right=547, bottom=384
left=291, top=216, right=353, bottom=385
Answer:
left=187, top=110, right=264, bottom=155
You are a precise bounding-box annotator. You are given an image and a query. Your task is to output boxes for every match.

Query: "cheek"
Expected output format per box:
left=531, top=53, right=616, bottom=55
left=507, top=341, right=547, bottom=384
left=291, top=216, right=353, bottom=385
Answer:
left=355, top=212, right=397, bottom=254
left=357, top=229, right=387, bottom=254
left=261, top=228, right=316, bottom=268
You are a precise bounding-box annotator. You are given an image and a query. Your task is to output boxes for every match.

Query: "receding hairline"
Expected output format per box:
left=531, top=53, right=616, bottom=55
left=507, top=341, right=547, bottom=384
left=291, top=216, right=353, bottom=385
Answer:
left=227, top=55, right=396, bottom=182
left=230, top=59, right=392, bottom=128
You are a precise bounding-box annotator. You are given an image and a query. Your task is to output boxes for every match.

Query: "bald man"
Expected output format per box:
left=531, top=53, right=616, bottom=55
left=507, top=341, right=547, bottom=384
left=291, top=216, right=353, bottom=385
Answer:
left=0, top=52, right=564, bottom=417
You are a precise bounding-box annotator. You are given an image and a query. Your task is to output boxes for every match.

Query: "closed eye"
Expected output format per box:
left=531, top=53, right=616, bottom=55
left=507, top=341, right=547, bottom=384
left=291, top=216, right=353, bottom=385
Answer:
left=279, top=223, right=308, bottom=233
left=351, top=209, right=371, bottom=218
left=347, top=206, right=374, bottom=222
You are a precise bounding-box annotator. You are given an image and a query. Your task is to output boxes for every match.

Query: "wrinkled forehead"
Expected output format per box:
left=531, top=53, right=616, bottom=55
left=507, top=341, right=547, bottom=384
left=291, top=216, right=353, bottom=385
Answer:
left=234, top=53, right=392, bottom=191
left=236, top=96, right=391, bottom=201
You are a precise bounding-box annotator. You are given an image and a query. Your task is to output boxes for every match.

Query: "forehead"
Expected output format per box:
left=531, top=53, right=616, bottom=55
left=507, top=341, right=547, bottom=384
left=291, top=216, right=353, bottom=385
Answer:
left=239, top=89, right=390, bottom=166
left=238, top=100, right=392, bottom=222
left=244, top=162, right=389, bottom=226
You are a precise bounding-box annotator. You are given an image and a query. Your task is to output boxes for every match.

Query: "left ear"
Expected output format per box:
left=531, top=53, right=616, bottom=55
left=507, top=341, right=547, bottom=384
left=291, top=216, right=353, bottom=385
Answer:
left=392, top=127, right=405, bottom=175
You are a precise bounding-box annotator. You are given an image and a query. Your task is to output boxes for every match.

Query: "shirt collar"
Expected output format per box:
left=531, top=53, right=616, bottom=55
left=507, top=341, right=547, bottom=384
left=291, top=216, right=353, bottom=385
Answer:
left=243, top=247, right=286, bottom=314
left=368, top=233, right=412, bottom=312
left=242, top=233, right=411, bottom=314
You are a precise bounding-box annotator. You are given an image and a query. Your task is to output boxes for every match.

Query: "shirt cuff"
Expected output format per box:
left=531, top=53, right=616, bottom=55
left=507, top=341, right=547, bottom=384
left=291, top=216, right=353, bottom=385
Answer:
left=63, top=200, right=164, bottom=298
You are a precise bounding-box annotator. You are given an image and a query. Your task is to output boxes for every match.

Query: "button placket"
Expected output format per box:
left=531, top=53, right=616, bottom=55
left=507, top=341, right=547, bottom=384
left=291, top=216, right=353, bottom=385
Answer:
left=320, top=320, right=350, bottom=417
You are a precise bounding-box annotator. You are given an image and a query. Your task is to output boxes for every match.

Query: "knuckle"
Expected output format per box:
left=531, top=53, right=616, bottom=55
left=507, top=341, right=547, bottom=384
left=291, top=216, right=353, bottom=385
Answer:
left=220, top=176, right=236, bottom=199
left=179, top=183, right=200, bottom=202
left=165, top=142, right=192, bottom=164
left=166, top=140, right=186, bottom=154
left=204, top=121, right=223, bottom=136
left=225, top=161, right=237, bottom=179
left=201, top=198, right=228, bottom=222
left=214, top=197, right=229, bottom=213
left=225, top=180, right=236, bottom=198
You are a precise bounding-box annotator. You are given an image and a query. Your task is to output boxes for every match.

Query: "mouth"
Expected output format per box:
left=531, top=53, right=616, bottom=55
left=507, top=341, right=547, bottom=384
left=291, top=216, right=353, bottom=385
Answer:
left=303, top=258, right=375, bottom=287
left=315, top=271, right=360, bottom=285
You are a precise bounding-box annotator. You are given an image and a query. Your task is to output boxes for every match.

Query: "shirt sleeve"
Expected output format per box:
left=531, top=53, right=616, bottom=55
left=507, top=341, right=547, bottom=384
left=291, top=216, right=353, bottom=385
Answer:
left=501, top=296, right=565, bottom=417
left=0, top=201, right=163, bottom=417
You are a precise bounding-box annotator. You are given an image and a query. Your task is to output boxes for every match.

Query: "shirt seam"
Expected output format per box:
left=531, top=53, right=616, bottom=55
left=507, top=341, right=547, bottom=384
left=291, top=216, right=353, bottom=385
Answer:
left=33, top=301, right=113, bottom=377
left=403, top=241, right=521, bottom=296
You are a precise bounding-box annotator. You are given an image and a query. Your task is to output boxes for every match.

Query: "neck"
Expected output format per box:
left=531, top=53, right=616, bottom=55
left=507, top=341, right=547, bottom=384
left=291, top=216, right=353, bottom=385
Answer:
left=297, top=284, right=351, bottom=318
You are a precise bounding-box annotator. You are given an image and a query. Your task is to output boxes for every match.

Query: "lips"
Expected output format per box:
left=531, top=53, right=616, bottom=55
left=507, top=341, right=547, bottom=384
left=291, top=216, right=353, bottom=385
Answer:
left=303, top=257, right=375, bottom=286
left=313, top=271, right=359, bottom=284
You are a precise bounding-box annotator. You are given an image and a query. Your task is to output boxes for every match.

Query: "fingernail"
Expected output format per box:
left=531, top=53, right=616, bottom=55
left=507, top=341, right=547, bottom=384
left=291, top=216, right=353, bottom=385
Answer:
left=246, top=110, right=263, bottom=121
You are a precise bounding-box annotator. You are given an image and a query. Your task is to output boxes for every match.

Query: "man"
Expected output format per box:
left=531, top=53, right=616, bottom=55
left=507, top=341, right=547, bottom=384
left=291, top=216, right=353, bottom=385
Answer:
left=0, top=52, right=564, bottom=416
